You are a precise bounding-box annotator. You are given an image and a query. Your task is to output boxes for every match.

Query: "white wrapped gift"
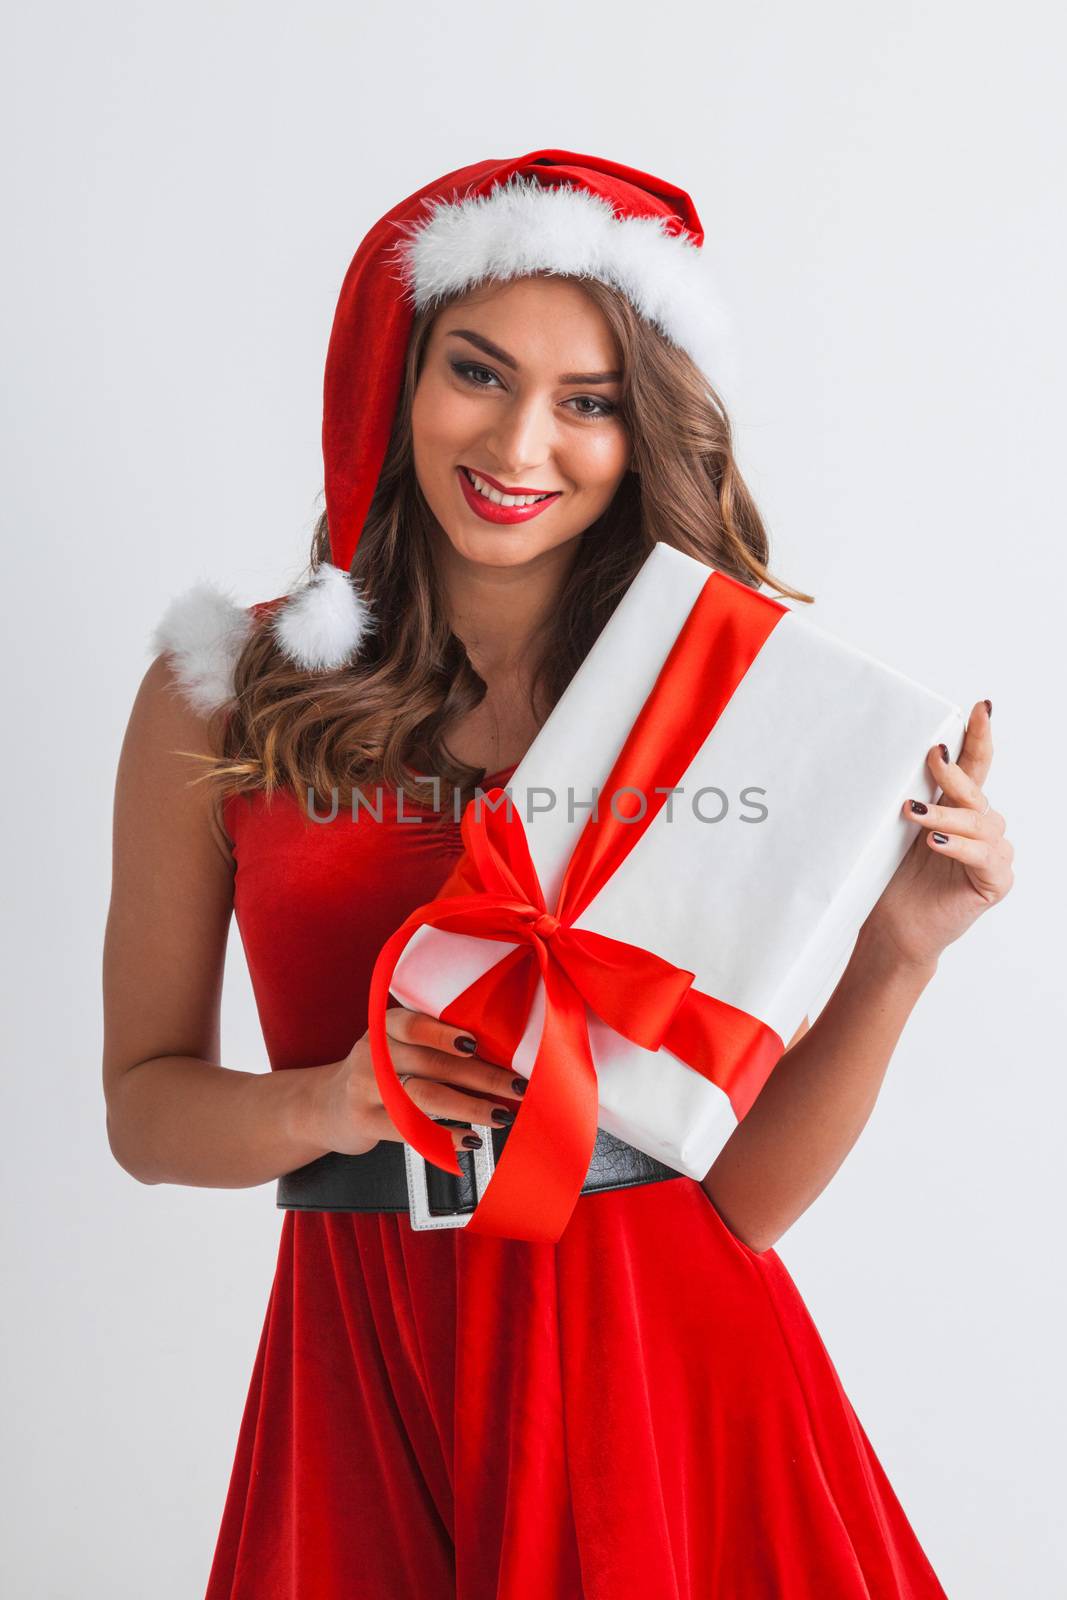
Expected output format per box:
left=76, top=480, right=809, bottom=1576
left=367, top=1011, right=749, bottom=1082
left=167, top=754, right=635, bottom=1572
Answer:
left=380, top=543, right=965, bottom=1211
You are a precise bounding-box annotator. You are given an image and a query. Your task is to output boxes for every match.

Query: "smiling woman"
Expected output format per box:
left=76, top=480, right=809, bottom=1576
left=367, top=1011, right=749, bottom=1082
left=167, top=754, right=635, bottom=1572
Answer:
left=412, top=278, right=632, bottom=551
left=103, top=150, right=965, bottom=1600
left=163, top=264, right=810, bottom=823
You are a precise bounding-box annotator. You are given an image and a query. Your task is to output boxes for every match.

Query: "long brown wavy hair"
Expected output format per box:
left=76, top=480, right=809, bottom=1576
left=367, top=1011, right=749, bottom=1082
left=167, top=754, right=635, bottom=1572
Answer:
left=189, top=273, right=813, bottom=827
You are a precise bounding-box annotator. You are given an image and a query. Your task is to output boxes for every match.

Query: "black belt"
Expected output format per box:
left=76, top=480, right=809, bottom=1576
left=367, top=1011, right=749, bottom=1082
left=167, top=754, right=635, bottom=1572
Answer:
left=277, top=1119, right=682, bottom=1229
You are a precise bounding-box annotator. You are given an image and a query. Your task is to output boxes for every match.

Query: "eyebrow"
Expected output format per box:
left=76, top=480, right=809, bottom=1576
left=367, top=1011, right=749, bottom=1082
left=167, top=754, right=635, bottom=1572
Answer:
left=445, top=328, right=622, bottom=385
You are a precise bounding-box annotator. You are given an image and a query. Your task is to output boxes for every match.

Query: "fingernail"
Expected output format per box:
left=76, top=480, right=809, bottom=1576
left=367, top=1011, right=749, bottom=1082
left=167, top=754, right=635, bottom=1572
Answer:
left=455, top=1035, right=477, bottom=1054
left=909, top=800, right=928, bottom=814
left=491, top=1106, right=515, bottom=1126
left=984, top=698, right=993, bottom=718
left=938, top=743, right=950, bottom=764
left=932, top=831, right=950, bottom=844
left=511, top=1077, right=527, bottom=1096
left=462, top=1133, right=483, bottom=1149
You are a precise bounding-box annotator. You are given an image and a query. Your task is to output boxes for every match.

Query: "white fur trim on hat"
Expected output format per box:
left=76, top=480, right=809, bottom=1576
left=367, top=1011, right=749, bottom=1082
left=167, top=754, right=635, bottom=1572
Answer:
left=393, top=173, right=735, bottom=391
left=270, top=562, right=374, bottom=671
left=150, top=581, right=254, bottom=715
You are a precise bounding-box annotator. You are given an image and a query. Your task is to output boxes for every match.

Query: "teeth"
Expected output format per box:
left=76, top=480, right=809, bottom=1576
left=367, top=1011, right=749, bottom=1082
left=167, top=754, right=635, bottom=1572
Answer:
left=464, top=469, right=553, bottom=508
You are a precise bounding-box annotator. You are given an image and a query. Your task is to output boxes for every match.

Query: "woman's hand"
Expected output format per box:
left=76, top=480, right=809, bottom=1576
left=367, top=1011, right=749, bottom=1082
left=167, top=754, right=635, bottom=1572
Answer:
left=309, top=1007, right=524, bottom=1158
left=862, top=698, right=1014, bottom=970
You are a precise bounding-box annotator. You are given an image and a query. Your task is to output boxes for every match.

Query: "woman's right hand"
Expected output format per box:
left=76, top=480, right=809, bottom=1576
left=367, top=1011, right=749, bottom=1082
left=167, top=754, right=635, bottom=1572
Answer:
left=310, top=1006, right=526, bottom=1158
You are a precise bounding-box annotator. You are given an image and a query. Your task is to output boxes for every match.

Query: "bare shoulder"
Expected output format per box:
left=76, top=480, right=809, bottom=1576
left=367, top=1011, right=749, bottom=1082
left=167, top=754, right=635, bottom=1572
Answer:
left=128, top=645, right=228, bottom=746
left=124, top=576, right=265, bottom=860
left=119, top=649, right=235, bottom=866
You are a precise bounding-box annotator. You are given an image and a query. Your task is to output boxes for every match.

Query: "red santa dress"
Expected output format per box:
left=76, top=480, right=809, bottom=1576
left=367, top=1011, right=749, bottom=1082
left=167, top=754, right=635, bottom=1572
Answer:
left=200, top=761, right=949, bottom=1600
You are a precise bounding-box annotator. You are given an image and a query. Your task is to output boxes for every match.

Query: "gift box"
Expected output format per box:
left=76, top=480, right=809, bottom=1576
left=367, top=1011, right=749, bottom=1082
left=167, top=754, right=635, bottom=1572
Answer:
left=368, top=543, right=965, bottom=1243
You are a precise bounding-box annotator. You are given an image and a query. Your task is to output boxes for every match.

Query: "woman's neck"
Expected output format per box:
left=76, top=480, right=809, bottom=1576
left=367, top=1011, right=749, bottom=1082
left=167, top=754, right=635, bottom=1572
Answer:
left=435, top=531, right=577, bottom=676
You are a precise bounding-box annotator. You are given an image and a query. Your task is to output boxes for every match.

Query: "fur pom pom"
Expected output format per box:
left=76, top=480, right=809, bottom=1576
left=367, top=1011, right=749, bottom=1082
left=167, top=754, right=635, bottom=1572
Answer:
left=149, top=581, right=254, bottom=715
left=270, top=563, right=374, bottom=670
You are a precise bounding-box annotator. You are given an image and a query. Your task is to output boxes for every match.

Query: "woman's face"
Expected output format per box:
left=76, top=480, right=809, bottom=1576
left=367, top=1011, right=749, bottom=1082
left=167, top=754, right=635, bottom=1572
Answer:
left=410, top=275, right=631, bottom=570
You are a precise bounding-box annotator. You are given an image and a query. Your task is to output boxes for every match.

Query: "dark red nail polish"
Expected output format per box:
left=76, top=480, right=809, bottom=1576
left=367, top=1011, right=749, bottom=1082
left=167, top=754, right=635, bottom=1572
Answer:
left=938, top=743, right=950, bottom=764
left=932, top=831, right=949, bottom=843
left=909, top=800, right=928, bottom=814
left=511, top=1077, right=527, bottom=1096
left=455, top=1035, right=477, bottom=1054
left=462, top=1133, right=483, bottom=1149
left=491, top=1106, right=515, bottom=1126
left=984, top=698, right=992, bottom=718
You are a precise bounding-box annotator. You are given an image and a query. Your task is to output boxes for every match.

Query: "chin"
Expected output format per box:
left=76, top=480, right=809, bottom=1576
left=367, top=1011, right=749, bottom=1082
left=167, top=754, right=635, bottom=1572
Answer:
left=427, top=506, right=575, bottom=565
left=444, top=528, right=557, bottom=566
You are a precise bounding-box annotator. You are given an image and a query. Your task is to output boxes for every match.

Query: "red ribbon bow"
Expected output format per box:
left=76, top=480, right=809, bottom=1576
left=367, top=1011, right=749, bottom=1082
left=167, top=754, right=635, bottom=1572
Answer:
left=368, top=568, right=790, bottom=1243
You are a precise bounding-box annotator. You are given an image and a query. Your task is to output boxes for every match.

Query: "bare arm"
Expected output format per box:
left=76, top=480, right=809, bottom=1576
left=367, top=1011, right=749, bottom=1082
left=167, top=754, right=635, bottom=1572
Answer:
left=102, top=654, right=522, bottom=1188
left=102, top=654, right=338, bottom=1187
left=701, top=922, right=937, bottom=1253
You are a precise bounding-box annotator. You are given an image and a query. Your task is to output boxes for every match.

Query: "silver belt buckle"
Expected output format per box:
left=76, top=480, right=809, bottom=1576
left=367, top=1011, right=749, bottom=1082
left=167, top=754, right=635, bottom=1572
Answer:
left=403, top=1123, right=497, bottom=1230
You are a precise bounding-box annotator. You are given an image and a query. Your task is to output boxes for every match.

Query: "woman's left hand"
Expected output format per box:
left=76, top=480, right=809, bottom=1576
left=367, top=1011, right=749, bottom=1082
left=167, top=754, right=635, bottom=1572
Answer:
left=862, top=699, right=1014, bottom=969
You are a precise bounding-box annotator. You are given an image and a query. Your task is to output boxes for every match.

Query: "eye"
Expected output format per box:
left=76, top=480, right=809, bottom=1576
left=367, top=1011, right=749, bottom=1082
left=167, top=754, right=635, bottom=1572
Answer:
left=450, top=360, right=617, bottom=420
left=566, top=395, right=617, bottom=420
left=450, top=360, right=503, bottom=389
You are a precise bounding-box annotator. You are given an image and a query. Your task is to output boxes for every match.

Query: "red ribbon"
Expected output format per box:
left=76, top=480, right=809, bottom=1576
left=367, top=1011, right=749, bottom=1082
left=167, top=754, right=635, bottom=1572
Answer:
left=368, top=569, right=790, bottom=1243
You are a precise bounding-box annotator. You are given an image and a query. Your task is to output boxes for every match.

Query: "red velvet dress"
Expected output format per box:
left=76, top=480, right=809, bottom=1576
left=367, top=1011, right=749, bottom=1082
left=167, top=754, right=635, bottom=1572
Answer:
left=204, top=764, right=948, bottom=1600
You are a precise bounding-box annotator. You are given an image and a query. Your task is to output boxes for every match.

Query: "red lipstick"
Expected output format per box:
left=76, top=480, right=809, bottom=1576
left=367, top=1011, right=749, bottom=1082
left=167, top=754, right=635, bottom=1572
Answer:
left=466, top=467, right=552, bottom=496
left=457, top=466, right=562, bottom=526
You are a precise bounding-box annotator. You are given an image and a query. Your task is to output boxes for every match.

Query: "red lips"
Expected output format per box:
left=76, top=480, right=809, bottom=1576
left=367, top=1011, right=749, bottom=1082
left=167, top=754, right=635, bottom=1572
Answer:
left=464, top=467, right=555, bottom=496
left=457, top=467, right=562, bottom=526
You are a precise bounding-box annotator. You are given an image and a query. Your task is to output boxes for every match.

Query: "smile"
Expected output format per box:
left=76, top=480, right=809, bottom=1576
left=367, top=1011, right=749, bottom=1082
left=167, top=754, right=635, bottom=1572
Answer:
left=457, top=466, right=562, bottom=525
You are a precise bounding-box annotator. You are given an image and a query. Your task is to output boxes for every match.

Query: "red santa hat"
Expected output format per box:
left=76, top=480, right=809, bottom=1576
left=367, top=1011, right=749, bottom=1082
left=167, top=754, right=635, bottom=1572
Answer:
left=152, top=148, right=733, bottom=703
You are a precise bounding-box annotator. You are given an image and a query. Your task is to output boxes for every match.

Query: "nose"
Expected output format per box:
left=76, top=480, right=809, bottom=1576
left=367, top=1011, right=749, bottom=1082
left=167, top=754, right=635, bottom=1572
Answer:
left=484, top=396, right=554, bottom=481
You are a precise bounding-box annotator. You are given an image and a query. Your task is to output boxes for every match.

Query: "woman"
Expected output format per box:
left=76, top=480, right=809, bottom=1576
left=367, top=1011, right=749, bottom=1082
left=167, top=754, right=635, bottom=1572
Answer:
left=103, top=151, right=1012, bottom=1598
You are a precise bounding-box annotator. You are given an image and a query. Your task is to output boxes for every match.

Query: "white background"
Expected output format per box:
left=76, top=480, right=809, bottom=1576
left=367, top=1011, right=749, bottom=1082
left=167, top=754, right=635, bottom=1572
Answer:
left=3, top=2, right=1064, bottom=1594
